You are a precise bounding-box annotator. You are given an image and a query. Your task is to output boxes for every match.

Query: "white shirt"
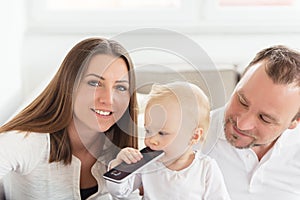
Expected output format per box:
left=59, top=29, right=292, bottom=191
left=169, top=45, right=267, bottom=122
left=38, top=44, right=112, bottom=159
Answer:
left=106, top=151, right=231, bottom=200
left=201, top=107, right=300, bottom=200
left=0, top=131, right=140, bottom=200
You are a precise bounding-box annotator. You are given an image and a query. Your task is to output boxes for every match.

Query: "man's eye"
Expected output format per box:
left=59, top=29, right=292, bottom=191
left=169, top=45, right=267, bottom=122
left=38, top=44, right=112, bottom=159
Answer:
left=88, top=80, right=101, bottom=87
left=238, top=96, right=248, bottom=107
left=116, top=85, right=128, bottom=92
left=259, top=114, right=272, bottom=124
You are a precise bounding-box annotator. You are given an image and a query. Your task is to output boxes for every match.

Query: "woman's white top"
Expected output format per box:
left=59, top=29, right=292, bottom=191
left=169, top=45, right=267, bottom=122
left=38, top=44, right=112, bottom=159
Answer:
left=106, top=151, right=231, bottom=200
left=0, top=131, right=140, bottom=200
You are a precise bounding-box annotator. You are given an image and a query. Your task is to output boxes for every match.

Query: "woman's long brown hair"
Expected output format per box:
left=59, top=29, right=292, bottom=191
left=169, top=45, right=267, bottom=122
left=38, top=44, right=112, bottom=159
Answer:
left=0, top=38, right=138, bottom=164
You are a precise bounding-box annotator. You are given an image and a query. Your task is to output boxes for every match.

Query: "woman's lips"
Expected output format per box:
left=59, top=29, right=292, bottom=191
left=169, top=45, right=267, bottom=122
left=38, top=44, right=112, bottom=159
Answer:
left=91, top=108, right=113, bottom=116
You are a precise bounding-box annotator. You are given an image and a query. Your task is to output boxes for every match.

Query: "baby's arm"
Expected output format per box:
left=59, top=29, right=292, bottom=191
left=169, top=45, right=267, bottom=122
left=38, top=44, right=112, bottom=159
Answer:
left=106, top=172, right=142, bottom=199
left=106, top=147, right=143, bottom=198
left=109, top=147, right=143, bottom=169
left=204, top=159, right=232, bottom=200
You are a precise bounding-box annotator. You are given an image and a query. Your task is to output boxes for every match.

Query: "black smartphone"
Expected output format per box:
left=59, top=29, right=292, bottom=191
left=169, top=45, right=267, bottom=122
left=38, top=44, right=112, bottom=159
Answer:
left=103, top=147, right=164, bottom=183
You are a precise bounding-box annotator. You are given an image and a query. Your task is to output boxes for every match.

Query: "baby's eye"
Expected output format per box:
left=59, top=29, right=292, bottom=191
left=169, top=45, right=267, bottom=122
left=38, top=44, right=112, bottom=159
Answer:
left=144, top=128, right=150, bottom=134
left=145, top=129, right=158, bottom=136
left=158, top=131, right=166, bottom=136
left=88, top=80, right=101, bottom=87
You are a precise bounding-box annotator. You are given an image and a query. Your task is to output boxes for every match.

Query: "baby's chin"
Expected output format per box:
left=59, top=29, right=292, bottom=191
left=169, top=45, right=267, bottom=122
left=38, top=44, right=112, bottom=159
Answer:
left=159, top=152, right=183, bottom=163
left=144, top=145, right=163, bottom=151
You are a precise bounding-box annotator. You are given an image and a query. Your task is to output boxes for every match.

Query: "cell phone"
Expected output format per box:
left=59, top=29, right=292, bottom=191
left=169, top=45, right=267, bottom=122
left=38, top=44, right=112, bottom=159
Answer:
left=103, top=147, right=164, bottom=183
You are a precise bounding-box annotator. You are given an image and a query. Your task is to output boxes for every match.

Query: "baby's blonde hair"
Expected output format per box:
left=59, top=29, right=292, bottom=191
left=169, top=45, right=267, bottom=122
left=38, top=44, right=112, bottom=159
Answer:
left=145, top=81, right=210, bottom=142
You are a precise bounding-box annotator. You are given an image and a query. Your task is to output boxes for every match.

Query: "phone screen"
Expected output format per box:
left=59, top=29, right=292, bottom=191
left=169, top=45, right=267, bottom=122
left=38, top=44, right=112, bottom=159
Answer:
left=103, top=147, right=164, bottom=183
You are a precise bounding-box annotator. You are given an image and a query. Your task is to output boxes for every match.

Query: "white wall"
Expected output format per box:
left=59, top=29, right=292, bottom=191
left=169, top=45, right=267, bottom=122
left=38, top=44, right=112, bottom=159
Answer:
left=2, top=2, right=300, bottom=124
left=20, top=32, right=300, bottom=97
left=0, top=0, right=25, bottom=124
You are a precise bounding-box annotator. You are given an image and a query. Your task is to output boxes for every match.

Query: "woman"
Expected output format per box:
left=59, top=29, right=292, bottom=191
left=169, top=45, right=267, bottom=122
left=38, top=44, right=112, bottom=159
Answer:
left=0, top=38, right=139, bottom=199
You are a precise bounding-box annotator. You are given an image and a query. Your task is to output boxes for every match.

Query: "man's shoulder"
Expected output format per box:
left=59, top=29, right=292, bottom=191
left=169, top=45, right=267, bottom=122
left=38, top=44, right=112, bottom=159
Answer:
left=281, top=123, right=300, bottom=147
left=196, top=106, right=226, bottom=154
left=209, top=106, right=225, bottom=136
left=210, top=106, right=225, bottom=122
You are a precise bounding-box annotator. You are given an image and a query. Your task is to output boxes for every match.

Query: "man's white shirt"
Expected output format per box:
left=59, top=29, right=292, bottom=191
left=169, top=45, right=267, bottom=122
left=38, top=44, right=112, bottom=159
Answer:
left=200, top=107, right=300, bottom=200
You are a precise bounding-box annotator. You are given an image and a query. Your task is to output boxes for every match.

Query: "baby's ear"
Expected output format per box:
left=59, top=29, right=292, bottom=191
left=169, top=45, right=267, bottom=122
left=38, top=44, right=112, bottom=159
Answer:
left=190, top=128, right=203, bottom=145
left=288, top=118, right=299, bottom=129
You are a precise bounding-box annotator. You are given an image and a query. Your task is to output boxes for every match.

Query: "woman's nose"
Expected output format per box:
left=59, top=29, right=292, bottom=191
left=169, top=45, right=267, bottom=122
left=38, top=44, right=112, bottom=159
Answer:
left=98, top=87, right=113, bottom=105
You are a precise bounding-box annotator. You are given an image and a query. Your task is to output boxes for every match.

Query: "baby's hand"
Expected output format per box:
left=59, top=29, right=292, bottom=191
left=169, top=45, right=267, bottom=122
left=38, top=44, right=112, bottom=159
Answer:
left=117, top=147, right=143, bottom=164
left=109, top=147, right=143, bottom=169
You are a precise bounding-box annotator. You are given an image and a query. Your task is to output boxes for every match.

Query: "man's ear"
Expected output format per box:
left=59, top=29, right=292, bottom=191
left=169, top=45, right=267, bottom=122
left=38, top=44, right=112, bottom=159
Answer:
left=190, top=128, right=203, bottom=145
left=288, top=118, right=299, bottom=129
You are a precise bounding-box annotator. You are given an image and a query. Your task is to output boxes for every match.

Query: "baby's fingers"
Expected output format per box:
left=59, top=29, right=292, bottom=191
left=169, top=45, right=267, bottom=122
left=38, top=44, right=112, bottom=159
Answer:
left=122, top=148, right=143, bottom=164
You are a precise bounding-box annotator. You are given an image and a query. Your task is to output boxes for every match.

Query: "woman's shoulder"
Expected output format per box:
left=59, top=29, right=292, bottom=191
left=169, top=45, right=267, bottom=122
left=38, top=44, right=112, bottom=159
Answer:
left=0, top=131, right=49, bottom=146
left=0, top=131, right=50, bottom=174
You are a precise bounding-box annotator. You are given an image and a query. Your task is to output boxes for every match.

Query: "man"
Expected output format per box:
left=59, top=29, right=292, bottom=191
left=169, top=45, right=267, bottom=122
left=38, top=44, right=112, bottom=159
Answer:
left=202, top=45, right=300, bottom=200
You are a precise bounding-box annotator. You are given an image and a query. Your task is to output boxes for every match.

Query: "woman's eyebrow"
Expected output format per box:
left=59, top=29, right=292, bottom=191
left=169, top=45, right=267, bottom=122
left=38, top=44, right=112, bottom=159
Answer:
left=85, top=73, right=129, bottom=83
left=116, top=80, right=129, bottom=84
left=85, top=73, right=104, bottom=80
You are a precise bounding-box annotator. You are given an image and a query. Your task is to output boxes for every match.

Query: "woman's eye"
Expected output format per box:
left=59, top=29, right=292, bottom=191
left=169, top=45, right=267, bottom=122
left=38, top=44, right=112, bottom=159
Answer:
left=116, top=85, right=128, bottom=92
left=88, top=80, right=101, bottom=87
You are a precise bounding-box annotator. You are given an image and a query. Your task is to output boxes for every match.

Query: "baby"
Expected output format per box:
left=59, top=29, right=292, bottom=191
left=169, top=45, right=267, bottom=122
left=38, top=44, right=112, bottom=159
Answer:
left=106, top=81, right=231, bottom=200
